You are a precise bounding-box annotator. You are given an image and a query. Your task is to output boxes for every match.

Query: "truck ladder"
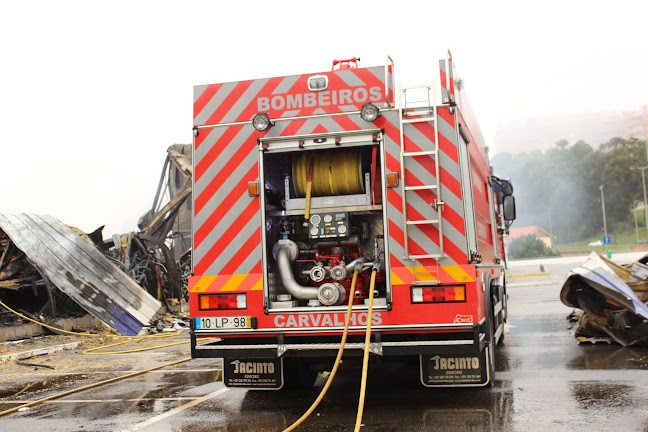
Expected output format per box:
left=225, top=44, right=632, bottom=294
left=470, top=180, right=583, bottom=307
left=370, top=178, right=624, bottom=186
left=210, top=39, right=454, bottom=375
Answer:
left=398, top=84, right=445, bottom=278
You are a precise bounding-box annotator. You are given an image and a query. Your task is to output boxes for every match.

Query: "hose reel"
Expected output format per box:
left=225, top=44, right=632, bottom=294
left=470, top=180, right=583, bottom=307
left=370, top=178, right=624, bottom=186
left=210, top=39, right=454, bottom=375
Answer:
left=292, top=149, right=366, bottom=198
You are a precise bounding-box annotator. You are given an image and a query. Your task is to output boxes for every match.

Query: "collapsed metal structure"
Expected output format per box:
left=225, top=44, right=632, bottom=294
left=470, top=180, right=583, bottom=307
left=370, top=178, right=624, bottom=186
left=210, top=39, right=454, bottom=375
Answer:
left=0, top=145, right=193, bottom=336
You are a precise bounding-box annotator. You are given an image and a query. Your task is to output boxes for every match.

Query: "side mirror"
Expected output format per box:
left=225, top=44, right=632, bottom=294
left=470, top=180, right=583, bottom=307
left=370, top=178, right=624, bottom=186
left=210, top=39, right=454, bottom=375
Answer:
left=502, top=183, right=513, bottom=196
left=503, top=195, right=516, bottom=221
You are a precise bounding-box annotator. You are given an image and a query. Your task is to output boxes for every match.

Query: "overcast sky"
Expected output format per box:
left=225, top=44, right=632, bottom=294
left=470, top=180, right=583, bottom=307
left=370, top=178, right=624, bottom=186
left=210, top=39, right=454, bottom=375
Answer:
left=2, top=0, right=647, bottom=236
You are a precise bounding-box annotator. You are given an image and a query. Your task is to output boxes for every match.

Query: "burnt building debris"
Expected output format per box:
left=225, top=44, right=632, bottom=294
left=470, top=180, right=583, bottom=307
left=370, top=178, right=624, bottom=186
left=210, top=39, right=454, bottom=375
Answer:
left=138, top=144, right=192, bottom=262
left=0, top=214, right=162, bottom=336
left=561, top=252, right=648, bottom=347
left=0, top=144, right=193, bottom=338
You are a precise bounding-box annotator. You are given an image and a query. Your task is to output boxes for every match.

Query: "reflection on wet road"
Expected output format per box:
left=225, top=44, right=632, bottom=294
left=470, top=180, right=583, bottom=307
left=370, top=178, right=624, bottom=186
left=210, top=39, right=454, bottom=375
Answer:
left=1, top=277, right=647, bottom=431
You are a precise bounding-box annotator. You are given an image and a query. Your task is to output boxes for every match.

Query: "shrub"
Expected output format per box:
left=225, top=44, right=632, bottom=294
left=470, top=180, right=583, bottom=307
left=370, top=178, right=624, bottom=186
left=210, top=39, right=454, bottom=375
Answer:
left=508, top=234, right=560, bottom=259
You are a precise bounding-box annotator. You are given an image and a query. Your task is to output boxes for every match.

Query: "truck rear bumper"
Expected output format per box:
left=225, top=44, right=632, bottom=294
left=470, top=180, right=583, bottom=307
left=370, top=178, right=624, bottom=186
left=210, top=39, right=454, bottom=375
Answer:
left=191, top=325, right=486, bottom=359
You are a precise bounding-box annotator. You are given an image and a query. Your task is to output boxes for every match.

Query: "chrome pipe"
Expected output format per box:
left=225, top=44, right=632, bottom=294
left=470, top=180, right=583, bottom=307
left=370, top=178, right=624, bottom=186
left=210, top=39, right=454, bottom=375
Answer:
left=273, top=240, right=318, bottom=300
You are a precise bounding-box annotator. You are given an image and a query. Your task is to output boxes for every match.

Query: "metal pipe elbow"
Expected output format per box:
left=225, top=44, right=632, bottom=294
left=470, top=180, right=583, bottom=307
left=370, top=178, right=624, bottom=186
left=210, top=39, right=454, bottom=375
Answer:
left=273, top=240, right=318, bottom=300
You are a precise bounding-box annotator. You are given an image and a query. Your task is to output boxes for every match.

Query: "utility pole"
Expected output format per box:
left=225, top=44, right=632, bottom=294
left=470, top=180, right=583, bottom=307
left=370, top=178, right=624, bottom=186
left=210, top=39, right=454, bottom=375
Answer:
left=641, top=167, right=648, bottom=233
left=548, top=206, right=553, bottom=238
left=600, top=185, right=611, bottom=258
left=635, top=202, right=640, bottom=243
left=600, top=185, right=608, bottom=237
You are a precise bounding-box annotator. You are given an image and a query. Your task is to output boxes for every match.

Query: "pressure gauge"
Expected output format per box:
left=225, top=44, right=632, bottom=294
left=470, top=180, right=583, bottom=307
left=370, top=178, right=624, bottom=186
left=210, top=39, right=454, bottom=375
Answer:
left=310, top=227, right=319, bottom=236
left=338, top=225, right=347, bottom=234
left=324, top=214, right=333, bottom=223
left=310, top=214, right=321, bottom=225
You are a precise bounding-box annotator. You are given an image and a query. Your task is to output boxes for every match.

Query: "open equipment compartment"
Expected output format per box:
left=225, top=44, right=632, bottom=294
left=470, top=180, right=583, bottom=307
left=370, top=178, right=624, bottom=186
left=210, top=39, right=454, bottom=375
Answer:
left=258, top=130, right=389, bottom=313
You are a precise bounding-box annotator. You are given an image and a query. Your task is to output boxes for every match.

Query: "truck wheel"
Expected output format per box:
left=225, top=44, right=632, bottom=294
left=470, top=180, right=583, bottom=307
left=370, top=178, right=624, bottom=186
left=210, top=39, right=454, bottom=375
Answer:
left=485, top=294, right=496, bottom=388
left=492, top=282, right=506, bottom=346
left=282, top=358, right=317, bottom=390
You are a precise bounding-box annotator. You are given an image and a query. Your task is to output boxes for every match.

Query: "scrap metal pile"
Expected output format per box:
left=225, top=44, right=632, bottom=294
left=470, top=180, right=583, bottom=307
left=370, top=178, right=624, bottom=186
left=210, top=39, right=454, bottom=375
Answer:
left=560, top=252, right=648, bottom=346
left=0, top=144, right=192, bottom=336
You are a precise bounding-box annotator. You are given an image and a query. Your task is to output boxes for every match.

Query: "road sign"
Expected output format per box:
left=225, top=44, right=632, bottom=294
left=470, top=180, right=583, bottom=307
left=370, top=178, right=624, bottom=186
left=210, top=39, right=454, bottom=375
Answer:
left=603, top=236, right=611, bottom=245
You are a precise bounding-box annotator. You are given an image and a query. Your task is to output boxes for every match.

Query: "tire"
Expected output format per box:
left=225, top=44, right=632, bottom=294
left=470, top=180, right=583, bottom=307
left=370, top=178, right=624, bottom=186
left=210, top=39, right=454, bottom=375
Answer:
left=484, top=291, right=496, bottom=388
left=492, top=283, right=507, bottom=346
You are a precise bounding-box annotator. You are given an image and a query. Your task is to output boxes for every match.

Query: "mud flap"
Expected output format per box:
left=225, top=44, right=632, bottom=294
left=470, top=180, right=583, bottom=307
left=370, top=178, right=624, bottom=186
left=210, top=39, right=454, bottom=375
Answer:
left=223, top=357, right=284, bottom=390
left=419, top=347, right=491, bottom=387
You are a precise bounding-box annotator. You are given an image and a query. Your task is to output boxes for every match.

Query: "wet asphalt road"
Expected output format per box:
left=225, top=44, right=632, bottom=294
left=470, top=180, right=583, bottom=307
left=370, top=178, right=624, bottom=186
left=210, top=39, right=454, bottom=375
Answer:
left=1, top=255, right=647, bottom=431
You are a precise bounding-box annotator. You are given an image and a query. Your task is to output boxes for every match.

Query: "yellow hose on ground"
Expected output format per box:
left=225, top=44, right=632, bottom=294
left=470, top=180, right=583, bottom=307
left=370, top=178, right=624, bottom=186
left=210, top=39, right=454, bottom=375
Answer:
left=0, top=357, right=191, bottom=418
left=82, top=339, right=189, bottom=355
left=282, top=268, right=360, bottom=432
left=0, top=299, right=179, bottom=339
left=354, top=268, right=377, bottom=432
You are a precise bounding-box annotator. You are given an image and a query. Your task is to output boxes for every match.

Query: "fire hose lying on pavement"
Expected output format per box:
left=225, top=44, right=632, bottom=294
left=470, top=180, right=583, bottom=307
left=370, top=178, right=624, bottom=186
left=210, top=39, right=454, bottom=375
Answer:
left=560, top=252, right=648, bottom=346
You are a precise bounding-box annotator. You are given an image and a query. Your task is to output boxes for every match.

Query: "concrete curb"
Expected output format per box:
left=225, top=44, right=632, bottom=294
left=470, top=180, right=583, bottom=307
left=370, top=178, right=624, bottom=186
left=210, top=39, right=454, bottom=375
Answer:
left=506, top=280, right=560, bottom=288
left=0, top=341, right=83, bottom=364
left=0, top=315, right=103, bottom=342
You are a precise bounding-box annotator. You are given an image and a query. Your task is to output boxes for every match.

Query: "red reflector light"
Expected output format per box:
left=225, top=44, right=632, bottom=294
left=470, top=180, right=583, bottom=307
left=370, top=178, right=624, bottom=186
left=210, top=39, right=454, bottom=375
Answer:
left=198, top=294, right=247, bottom=310
left=411, top=286, right=466, bottom=303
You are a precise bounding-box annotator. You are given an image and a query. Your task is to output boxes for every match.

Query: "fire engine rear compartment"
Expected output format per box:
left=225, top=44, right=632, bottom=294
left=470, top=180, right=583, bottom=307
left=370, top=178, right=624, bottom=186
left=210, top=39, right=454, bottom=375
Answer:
left=260, top=130, right=388, bottom=312
left=190, top=57, right=507, bottom=389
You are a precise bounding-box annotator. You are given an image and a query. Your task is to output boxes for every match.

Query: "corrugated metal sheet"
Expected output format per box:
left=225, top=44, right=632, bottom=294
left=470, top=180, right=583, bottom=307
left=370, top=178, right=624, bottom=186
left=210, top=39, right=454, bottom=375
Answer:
left=0, top=213, right=161, bottom=336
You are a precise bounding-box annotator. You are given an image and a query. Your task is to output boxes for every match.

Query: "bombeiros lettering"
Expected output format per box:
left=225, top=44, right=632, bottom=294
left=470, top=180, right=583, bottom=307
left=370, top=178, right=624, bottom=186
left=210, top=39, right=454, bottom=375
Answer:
left=258, top=86, right=382, bottom=112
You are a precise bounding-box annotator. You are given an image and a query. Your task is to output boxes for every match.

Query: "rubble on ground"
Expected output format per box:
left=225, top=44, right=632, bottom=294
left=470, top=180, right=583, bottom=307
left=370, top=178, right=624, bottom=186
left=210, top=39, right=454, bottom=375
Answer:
left=0, top=145, right=192, bottom=339
left=560, top=252, right=648, bottom=346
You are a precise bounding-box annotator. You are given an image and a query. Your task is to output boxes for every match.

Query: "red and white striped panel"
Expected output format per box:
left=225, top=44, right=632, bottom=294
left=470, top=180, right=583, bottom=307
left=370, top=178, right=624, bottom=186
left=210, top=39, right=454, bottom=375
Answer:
left=439, top=53, right=456, bottom=106
left=193, top=66, right=393, bottom=126
left=193, top=121, right=262, bottom=276
left=457, top=109, right=497, bottom=264
left=192, top=66, right=392, bottom=277
left=380, top=108, right=468, bottom=269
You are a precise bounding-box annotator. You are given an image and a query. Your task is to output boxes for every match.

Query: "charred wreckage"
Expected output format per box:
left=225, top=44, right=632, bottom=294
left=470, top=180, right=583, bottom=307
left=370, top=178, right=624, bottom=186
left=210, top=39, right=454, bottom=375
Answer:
left=0, top=144, right=192, bottom=337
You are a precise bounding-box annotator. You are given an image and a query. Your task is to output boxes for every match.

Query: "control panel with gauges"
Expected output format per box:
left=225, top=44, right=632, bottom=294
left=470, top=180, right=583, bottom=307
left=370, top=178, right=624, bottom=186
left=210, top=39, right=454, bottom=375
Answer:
left=308, top=212, right=348, bottom=239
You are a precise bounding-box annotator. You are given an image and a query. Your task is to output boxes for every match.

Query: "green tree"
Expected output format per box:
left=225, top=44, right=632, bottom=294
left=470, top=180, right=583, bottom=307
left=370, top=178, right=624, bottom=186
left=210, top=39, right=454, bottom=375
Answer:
left=508, top=235, right=560, bottom=259
left=492, top=137, right=647, bottom=243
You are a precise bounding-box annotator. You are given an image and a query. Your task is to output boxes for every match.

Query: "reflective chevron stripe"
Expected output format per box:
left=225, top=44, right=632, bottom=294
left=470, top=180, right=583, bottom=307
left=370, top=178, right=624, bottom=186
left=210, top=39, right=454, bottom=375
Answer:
left=380, top=109, right=467, bottom=267
left=390, top=264, right=475, bottom=286
left=189, top=274, right=263, bottom=293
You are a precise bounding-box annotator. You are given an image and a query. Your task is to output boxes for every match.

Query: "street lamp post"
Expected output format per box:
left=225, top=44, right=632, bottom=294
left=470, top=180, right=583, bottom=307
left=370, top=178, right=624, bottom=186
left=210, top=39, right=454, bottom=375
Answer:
left=640, top=166, right=648, bottom=233
left=600, top=185, right=608, bottom=238
left=634, top=202, right=640, bottom=243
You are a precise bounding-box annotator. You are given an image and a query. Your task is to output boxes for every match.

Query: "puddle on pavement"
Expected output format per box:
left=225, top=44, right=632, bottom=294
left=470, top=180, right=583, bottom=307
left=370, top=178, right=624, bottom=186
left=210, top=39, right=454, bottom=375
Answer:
left=0, top=374, right=92, bottom=399
left=570, top=381, right=636, bottom=410
left=177, top=379, right=516, bottom=432
left=1, top=369, right=223, bottom=421
left=495, top=349, right=522, bottom=372
left=0, top=369, right=220, bottom=403
left=74, top=369, right=222, bottom=402
left=567, top=345, right=648, bottom=370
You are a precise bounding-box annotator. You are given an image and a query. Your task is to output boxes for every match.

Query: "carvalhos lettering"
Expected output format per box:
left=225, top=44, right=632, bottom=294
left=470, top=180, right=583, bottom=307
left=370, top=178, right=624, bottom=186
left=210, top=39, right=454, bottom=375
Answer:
left=274, top=312, right=382, bottom=328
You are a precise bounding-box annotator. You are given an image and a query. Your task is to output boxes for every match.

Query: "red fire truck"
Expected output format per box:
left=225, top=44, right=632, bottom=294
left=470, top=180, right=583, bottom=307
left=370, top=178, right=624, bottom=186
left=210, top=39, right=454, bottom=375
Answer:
left=189, top=53, right=516, bottom=389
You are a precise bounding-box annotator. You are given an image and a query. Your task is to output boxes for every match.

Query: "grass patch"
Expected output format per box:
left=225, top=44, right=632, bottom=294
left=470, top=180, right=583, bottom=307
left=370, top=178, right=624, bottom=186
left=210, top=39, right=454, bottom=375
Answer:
left=554, top=225, right=648, bottom=254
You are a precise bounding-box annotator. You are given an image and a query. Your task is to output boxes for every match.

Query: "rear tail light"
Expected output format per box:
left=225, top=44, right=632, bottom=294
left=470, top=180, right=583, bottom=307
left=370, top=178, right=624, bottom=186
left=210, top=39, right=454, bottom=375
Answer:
left=411, top=286, right=466, bottom=303
left=199, top=294, right=247, bottom=310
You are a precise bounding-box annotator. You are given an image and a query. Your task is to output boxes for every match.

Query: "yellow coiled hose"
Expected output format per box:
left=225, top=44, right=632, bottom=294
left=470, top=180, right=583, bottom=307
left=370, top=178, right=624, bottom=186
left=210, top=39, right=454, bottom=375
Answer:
left=293, top=150, right=364, bottom=198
